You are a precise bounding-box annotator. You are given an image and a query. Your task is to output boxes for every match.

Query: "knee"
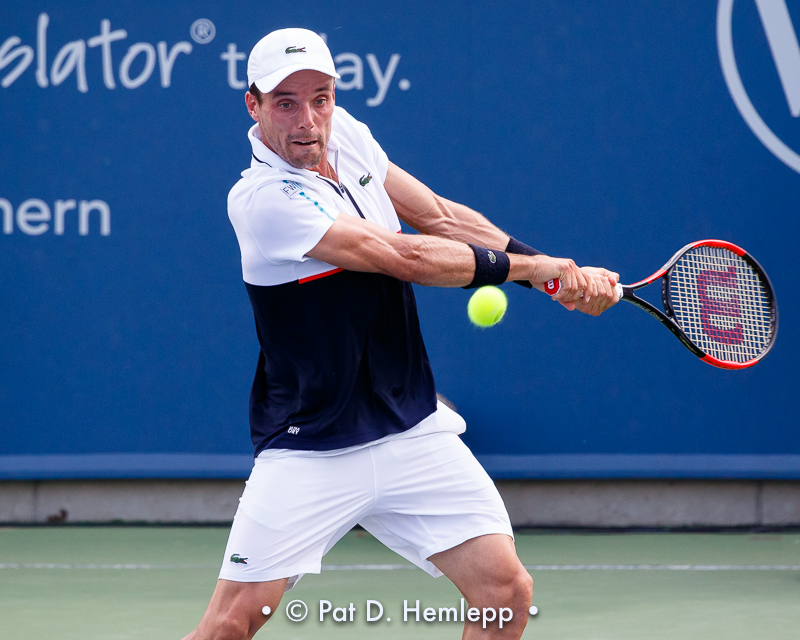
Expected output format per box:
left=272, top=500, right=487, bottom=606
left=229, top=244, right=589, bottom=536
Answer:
left=502, top=567, right=533, bottom=612
left=195, top=615, right=252, bottom=640
left=499, top=569, right=533, bottom=633
left=516, top=569, right=534, bottom=609
left=497, top=567, right=533, bottom=616
left=478, top=565, right=532, bottom=613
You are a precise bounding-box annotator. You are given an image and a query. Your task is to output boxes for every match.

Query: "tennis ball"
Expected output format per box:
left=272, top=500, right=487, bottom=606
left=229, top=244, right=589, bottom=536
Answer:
left=467, top=286, right=507, bottom=328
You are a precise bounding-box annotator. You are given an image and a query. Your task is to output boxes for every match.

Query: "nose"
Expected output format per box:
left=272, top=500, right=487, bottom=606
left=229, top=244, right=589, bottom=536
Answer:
left=297, top=102, right=314, bottom=129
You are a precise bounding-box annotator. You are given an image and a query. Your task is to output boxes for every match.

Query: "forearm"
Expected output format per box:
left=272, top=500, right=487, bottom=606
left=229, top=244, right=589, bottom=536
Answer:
left=307, top=213, right=542, bottom=288
left=385, top=163, right=547, bottom=265
left=393, top=234, right=485, bottom=287
left=386, top=163, right=510, bottom=248
left=400, top=240, right=563, bottom=290
left=407, top=193, right=511, bottom=248
left=376, top=237, right=547, bottom=289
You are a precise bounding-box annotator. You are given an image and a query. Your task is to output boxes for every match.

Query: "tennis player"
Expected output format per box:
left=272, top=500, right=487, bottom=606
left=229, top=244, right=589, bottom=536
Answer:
left=182, top=28, right=618, bottom=640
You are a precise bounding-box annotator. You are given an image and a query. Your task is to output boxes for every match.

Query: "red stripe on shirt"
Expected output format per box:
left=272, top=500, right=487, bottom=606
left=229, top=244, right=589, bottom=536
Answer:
left=298, top=267, right=344, bottom=284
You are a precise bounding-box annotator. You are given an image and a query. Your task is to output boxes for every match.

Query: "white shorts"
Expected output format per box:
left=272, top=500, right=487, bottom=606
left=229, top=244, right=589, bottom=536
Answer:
left=218, top=424, right=512, bottom=590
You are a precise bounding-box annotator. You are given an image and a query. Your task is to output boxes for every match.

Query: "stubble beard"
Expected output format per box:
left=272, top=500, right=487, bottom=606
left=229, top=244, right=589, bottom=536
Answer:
left=284, top=139, right=325, bottom=170
left=261, top=124, right=326, bottom=170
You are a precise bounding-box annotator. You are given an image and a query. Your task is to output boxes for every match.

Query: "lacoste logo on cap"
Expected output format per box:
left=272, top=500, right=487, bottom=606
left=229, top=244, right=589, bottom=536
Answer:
left=359, top=174, right=372, bottom=187
left=230, top=554, right=248, bottom=564
left=285, top=46, right=306, bottom=54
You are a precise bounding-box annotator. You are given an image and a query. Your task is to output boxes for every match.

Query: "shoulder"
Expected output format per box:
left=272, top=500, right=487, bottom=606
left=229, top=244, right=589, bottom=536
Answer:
left=229, top=173, right=331, bottom=224
left=229, top=163, right=315, bottom=209
left=227, top=170, right=338, bottom=272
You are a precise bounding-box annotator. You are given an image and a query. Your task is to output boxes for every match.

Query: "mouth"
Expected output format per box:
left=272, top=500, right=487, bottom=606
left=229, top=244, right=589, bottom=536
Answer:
left=292, top=139, right=319, bottom=147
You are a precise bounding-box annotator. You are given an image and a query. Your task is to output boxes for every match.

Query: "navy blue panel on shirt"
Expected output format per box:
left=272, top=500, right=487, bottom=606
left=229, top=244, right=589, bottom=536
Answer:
left=245, top=270, right=437, bottom=454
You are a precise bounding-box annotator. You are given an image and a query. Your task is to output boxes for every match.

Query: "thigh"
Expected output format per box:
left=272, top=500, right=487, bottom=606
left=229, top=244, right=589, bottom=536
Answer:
left=428, top=534, right=527, bottom=600
left=429, top=535, right=533, bottom=638
left=360, top=432, right=513, bottom=576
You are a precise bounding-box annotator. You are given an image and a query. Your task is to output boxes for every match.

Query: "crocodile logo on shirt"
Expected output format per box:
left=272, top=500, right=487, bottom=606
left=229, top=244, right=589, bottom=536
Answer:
left=230, top=554, right=248, bottom=564
left=285, top=46, right=306, bottom=54
left=359, top=174, right=372, bottom=187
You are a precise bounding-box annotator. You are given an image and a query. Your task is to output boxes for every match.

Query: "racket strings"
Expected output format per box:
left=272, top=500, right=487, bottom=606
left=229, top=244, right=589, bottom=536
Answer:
left=668, top=246, right=773, bottom=363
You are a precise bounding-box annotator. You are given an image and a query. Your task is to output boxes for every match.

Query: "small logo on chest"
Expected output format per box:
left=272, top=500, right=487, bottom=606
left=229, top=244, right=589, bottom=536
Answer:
left=359, top=174, right=372, bottom=187
left=281, top=181, right=302, bottom=198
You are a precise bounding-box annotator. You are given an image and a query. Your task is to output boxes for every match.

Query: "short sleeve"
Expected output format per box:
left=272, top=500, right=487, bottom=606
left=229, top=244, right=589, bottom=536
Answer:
left=243, top=181, right=339, bottom=264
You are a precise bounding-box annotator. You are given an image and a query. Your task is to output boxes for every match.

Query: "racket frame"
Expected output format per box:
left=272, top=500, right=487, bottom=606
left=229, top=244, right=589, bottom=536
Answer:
left=619, top=239, right=778, bottom=370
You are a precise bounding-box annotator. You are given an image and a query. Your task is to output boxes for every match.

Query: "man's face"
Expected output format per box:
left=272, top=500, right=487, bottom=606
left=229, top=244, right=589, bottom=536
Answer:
left=247, top=70, right=335, bottom=171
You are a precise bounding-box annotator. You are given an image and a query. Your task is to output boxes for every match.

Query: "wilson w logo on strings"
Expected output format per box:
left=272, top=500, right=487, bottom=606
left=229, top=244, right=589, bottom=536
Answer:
left=697, top=267, right=744, bottom=345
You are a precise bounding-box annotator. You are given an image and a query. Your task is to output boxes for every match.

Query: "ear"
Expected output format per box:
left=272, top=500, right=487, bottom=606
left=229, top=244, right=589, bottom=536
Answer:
left=244, top=91, right=260, bottom=122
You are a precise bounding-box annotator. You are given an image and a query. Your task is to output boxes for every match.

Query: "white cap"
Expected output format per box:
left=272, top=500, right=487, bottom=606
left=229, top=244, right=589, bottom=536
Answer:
left=247, top=28, right=340, bottom=93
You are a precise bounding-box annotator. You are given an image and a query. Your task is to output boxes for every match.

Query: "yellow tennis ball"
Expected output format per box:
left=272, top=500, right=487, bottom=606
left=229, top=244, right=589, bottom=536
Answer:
left=467, top=286, right=507, bottom=328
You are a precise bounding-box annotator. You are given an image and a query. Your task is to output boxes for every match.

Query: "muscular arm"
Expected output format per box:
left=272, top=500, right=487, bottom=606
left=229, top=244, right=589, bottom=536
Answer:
left=384, top=162, right=512, bottom=249
left=305, top=212, right=584, bottom=292
left=381, top=162, right=619, bottom=314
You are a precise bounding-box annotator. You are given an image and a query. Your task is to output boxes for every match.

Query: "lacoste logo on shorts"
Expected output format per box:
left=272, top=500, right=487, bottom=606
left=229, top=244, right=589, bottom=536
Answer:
left=281, top=181, right=302, bottom=199
left=288, top=426, right=300, bottom=435
left=230, top=554, right=248, bottom=564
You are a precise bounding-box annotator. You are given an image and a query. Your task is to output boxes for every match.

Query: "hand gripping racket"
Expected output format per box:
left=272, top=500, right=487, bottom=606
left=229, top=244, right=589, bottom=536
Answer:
left=543, top=240, right=778, bottom=369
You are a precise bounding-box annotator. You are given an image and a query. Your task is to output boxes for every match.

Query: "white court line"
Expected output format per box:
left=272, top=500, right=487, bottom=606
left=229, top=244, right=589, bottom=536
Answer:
left=0, top=563, right=798, bottom=571
left=524, top=564, right=800, bottom=571
left=322, top=564, right=416, bottom=570
left=0, top=563, right=217, bottom=570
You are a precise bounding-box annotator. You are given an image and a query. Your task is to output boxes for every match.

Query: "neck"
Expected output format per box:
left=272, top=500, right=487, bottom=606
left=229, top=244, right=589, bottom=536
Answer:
left=313, top=152, right=337, bottom=182
left=308, top=151, right=328, bottom=176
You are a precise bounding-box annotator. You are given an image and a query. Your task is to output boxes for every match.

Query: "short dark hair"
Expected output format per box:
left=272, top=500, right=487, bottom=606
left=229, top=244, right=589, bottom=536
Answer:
left=249, top=83, right=264, bottom=104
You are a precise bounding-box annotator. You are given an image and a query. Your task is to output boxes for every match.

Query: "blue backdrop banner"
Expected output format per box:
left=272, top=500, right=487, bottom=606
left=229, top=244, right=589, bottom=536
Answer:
left=1, top=1, right=798, bottom=479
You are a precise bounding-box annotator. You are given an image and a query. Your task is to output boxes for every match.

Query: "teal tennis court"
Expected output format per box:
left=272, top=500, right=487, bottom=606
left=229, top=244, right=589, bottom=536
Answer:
left=1, top=527, right=798, bottom=639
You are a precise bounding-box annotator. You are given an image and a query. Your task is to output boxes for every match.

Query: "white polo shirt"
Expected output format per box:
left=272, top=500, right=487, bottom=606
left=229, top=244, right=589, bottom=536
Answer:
left=228, top=106, right=401, bottom=287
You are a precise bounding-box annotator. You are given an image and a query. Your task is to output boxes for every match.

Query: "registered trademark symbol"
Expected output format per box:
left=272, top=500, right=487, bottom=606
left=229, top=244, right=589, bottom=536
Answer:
left=190, top=19, right=216, bottom=44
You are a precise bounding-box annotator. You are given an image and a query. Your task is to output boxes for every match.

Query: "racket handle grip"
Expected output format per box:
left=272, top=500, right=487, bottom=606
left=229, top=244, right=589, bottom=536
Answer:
left=543, top=279, right=624, bottom=299
left=543, top=279, right=561, bottom=295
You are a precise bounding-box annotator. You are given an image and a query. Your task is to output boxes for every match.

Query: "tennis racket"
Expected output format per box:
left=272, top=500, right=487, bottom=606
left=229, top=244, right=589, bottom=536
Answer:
left=543, top=240, right=778, bottom=369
